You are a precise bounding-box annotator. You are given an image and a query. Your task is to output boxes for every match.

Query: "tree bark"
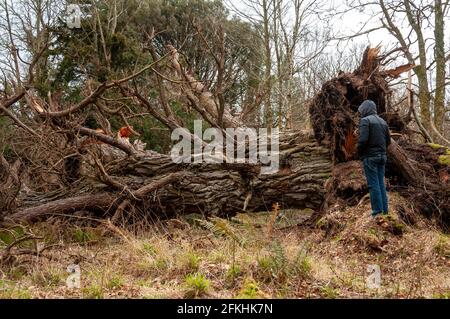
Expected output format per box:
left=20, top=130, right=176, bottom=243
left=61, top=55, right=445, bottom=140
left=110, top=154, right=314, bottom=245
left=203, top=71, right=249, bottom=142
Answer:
left=262, top=0, right=273, bottom=127
left=434, top=0, right=446, bottom=132
left=7, top=193, right=115, bottom=223
left=6, top=133, right=332, bottom=223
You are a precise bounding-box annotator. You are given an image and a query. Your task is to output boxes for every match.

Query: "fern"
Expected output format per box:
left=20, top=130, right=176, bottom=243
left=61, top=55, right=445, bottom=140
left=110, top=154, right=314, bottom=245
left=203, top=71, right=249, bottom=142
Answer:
left=271, top=240, right=287, bottom=272
left=257, top=241, right=312, bottom=282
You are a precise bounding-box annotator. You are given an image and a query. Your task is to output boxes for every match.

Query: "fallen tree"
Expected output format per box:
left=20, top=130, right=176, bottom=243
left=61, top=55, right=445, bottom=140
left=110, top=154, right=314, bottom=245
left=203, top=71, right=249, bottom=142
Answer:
left=7, top=131, right=332, bottom=223
left=1, top=46, right=449, bottom=230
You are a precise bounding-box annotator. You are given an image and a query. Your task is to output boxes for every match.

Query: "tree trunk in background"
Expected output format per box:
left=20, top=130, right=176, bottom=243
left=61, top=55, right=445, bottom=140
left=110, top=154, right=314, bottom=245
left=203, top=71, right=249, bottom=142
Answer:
left=262, top=0, right=273, bottom=127
left=273, top=0, right=283, bottom=130
left=434, top=0, right=446, bottom=133
left=403, top=2, right=432, bottom=132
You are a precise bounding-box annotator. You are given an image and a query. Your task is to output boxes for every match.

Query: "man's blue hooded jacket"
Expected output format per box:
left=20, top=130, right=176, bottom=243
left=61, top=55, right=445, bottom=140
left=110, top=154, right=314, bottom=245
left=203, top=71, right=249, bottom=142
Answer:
left=357, top=100, right=391, bottom=159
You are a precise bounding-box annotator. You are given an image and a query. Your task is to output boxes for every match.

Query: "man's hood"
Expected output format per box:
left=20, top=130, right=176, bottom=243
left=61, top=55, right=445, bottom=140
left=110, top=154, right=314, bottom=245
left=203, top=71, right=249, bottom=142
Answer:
left=358, top=100, right=377, bottom=118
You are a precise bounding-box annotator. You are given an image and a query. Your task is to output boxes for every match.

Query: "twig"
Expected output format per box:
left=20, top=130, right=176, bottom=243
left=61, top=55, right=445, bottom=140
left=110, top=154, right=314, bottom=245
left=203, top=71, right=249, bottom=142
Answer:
left=0, top=104, right=39, bottom=136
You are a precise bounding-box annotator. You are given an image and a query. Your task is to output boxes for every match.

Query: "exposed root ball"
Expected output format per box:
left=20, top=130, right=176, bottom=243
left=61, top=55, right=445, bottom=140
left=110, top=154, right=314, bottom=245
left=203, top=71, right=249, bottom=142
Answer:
left=308, top=46, right=449, bottom=230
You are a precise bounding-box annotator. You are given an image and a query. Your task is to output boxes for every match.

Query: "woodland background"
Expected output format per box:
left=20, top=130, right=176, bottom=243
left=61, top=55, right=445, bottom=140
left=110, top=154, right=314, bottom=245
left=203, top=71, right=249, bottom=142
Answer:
left=0, top=0, right=449, bottom=299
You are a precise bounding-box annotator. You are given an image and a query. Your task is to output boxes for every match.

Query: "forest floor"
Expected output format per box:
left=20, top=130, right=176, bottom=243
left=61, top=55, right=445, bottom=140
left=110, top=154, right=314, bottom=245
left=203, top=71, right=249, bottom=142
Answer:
left=0, top=192, right=449, bottom=299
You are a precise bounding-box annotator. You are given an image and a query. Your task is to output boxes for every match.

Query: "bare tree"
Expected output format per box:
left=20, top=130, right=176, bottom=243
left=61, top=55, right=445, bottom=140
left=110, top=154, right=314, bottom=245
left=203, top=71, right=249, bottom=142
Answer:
left=339, top=0, right=450, bottom=143
left=226, top=0, right=330, bottom=130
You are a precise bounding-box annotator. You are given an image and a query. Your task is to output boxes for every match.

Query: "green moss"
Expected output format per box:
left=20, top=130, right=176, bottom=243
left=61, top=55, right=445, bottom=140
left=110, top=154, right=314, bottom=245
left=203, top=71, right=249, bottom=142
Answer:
left=236, top=278, right=263, bottom=299
left=427, top=143, right=450, bottom=166
left=438, top=155, right=450, bottom=166
left=427, top=143, right=446, bottom=149
left=0, top=227, right=26, bottom=245
left=316, top=217, right=327, bottom=228
left=433, top=291, right=450, bottom=299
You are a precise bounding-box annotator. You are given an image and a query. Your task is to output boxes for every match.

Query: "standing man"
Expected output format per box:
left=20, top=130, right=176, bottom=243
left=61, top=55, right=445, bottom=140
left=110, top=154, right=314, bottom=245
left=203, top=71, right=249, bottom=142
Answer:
left=358, top=100, right=391, bottom=217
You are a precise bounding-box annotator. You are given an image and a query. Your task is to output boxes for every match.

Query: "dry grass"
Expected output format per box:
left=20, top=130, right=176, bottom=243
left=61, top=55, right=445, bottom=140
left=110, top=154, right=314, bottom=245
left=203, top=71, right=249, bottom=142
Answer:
left=0, top=192, right=449, bottom=299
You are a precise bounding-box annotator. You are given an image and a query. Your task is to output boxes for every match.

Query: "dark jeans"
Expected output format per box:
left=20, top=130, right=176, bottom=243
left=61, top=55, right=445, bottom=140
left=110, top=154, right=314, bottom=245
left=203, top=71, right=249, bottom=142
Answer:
left=362, top=154, right=388, bottom=216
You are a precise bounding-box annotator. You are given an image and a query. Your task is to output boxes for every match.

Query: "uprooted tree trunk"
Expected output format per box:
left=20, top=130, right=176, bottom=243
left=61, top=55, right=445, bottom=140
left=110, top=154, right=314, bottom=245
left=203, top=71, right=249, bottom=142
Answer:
left=7, top=132, right=332, bottom=224
left=3, top=45, right=333, bottom=225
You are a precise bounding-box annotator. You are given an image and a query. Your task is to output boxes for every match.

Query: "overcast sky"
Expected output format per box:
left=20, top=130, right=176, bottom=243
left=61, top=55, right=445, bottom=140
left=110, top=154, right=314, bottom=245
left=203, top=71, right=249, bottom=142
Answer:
left=224, top=0, right=450, bottom=94
left=225, top=0, right=449, bottom=66
left=225, top=0, right=397, bottom=44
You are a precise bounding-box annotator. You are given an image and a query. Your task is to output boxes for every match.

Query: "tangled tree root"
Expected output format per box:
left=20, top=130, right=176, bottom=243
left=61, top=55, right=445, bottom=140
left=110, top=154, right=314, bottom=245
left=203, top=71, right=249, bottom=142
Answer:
left=309, top=46, right=449, bottom=230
